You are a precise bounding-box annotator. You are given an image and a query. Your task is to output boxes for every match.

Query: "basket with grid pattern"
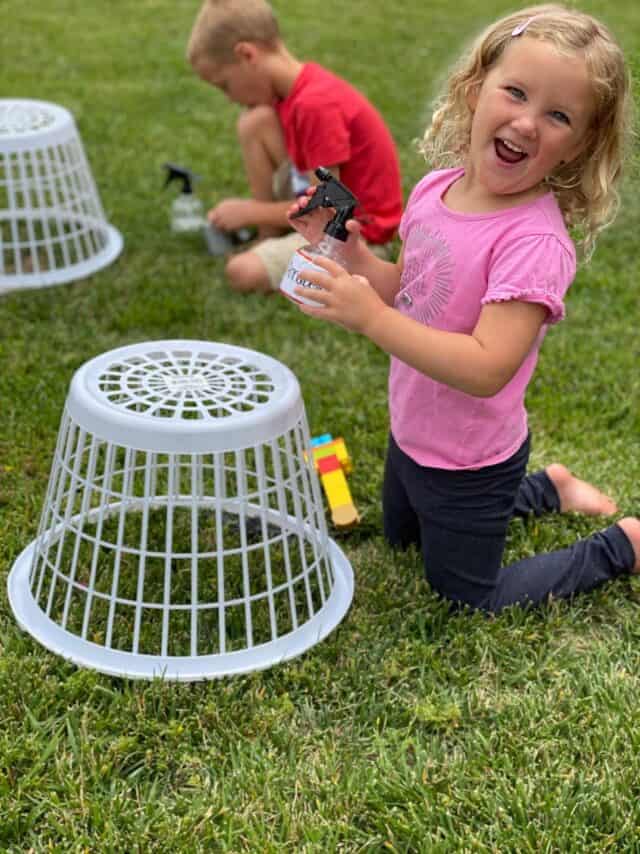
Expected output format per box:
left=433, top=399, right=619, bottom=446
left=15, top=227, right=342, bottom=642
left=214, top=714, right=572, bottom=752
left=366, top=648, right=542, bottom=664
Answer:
left=0, top=98, right=122, bottom=293
left=7, top=340, right=354, bottom=679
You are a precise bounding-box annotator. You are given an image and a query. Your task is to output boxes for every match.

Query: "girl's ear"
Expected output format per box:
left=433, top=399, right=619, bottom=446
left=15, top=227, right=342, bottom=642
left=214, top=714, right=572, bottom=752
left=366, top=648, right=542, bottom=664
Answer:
left=465, top=81, right=481, bottom=112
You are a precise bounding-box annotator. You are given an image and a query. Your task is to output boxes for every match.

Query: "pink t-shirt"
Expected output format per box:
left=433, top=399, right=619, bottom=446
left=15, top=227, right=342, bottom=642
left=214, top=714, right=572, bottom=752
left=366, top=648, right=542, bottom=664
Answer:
left=275, top=63, right=403, bottom=244
left=389, top=168, right=576, bottom=470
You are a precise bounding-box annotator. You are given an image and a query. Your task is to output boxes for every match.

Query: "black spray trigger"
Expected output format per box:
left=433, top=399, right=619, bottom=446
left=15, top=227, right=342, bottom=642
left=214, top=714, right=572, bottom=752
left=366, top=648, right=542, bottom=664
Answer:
left=163, top=163, right=200, bottom=194
left=290, top=167, right=358, bottom=241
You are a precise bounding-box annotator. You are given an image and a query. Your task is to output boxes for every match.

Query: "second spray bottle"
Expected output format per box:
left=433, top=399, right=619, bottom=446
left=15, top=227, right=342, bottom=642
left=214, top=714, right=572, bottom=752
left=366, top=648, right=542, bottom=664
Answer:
left=163, top=163, right=252, bottom=255
left=280, top=167, right=358, bottom=307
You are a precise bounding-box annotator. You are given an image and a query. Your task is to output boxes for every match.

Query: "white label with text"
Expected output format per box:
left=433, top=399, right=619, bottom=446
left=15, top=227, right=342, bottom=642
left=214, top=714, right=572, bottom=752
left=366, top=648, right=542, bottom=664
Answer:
left=279, top=250, right=326, bottom=307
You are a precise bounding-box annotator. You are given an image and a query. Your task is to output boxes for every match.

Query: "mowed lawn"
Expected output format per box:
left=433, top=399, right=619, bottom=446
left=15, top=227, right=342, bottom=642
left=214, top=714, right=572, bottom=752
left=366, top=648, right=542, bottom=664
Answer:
left=1, top=1, right=640, bottom=850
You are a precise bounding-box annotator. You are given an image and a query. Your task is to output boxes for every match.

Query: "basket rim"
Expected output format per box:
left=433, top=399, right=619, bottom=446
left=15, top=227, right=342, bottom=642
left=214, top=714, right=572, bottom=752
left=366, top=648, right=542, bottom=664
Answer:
left=7, top=535, right=354, bottom=680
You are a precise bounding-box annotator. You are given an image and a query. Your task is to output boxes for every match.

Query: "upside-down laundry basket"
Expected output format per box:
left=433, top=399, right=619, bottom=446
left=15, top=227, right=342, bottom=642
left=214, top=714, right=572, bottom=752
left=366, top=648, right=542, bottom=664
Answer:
left=0, top=98, right=122, bottom=293
left=8, top=340, right=354, bottom=680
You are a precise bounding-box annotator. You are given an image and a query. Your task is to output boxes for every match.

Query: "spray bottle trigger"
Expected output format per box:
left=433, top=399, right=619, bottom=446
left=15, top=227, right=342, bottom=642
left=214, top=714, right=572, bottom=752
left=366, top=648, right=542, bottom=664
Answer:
left=289, top=188, right=328, bottom=219
left=163, top=163, right=199, bottom=194
left=289, top=167, right=358, bottom=222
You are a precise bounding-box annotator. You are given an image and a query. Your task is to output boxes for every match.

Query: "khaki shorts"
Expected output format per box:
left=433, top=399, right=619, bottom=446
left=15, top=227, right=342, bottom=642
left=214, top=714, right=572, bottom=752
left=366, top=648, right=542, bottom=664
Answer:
left=252, top=162, right=393, bottom=290
left=272, top=159, right=305, bottom=200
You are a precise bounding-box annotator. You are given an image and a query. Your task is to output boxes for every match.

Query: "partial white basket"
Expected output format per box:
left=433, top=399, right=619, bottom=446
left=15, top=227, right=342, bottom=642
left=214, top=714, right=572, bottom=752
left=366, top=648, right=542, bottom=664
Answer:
left=0, top=98, right=123, bottom=293
left=8, top=340, right=354, bottom=680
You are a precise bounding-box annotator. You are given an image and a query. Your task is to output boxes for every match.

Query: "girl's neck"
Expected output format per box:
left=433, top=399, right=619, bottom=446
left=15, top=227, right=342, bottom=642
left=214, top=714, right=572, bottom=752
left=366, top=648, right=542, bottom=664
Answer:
left=443, top=168, right=547, bottom=215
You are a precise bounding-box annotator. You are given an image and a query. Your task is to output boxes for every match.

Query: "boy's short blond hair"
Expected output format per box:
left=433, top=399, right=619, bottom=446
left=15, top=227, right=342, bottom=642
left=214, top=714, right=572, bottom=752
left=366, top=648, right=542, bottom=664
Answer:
left=187, top=0, right=280, bottom=66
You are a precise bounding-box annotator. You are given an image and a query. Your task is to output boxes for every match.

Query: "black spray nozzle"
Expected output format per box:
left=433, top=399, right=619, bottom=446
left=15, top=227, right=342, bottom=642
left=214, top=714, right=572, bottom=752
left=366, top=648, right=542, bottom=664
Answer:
left=163, top=162, right=199, bottom=194
left=290, top=166, right=358, bottom=241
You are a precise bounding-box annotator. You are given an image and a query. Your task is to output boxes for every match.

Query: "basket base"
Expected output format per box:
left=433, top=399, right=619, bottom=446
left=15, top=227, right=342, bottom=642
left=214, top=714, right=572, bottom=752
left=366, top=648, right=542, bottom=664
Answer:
left=7, top=536, right=354, bottom=681
left=0, top=223, right=123, bottom=293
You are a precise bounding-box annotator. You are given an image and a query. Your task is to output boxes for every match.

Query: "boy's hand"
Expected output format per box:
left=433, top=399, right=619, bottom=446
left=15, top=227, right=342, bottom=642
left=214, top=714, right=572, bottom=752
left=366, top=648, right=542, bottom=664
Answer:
left=208, top=199, right=253, bottom=231
left=293, top=255, right=387, bottom=337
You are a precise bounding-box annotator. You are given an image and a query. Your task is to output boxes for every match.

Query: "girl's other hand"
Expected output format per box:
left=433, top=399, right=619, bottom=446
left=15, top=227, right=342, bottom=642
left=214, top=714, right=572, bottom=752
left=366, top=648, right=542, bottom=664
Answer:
left=294, top=254, right=387, bottom=337
left=287, top=199, right=365, bottom=271
left=287, top=187, right=334, bottom=242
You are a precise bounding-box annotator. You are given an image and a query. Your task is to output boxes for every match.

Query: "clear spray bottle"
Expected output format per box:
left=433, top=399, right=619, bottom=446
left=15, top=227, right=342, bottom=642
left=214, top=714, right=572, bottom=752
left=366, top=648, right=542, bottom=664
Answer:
left=280, top=167, right=358, bottom=307
left=163, top=162, right=252, bottom=255
left=163, top=163, right=208, bottom=233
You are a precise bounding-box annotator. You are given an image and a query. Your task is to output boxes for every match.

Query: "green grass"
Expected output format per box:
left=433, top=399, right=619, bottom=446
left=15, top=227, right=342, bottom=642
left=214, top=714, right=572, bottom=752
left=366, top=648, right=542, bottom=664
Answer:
left=2, top=0, right=640, bottom=849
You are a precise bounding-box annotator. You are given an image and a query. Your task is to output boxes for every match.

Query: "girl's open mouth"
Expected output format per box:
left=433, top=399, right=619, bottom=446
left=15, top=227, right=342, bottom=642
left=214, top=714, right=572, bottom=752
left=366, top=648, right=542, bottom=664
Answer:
left=495, top=138, right=527, bottom=163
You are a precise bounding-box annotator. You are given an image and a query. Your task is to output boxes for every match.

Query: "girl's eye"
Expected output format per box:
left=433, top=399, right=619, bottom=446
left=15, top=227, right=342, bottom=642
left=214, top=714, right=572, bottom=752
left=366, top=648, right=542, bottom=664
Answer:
left=550, top=110, right=570, bottom=125
left=506, top=86, right=526, bottom=100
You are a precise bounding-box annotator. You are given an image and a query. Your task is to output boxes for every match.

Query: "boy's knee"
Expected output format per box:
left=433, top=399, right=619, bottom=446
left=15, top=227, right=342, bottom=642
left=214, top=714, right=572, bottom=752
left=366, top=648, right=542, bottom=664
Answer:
left=225, top=251, right=272, bottom=294
left=236, top=105, right=279, bottom=142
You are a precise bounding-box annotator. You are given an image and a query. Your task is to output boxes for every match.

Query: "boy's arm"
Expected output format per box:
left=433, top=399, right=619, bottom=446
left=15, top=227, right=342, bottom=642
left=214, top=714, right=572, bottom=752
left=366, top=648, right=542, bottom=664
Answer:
left=208, top=198, right=293, bottom=232
left=208, top=164, right=344, bottom=233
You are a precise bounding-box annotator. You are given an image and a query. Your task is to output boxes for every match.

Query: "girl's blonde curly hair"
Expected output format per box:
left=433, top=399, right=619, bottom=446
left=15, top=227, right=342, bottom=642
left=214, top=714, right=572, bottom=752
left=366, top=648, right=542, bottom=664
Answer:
left=420, top=4, right=633, bottom=260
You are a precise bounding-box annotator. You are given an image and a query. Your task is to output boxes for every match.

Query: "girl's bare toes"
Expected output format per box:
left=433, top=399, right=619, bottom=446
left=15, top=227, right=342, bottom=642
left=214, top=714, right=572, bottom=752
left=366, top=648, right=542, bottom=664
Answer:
left=546, top=463, right=618, bottom=516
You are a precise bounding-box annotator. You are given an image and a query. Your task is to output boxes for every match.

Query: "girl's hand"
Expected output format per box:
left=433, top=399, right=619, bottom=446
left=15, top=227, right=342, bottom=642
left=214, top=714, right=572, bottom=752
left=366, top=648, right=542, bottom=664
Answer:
left=287, top=193, right=366, bottom=269
left=286, top=187, right=333, bottom=243
left=293, top=254, right=388, bottom=336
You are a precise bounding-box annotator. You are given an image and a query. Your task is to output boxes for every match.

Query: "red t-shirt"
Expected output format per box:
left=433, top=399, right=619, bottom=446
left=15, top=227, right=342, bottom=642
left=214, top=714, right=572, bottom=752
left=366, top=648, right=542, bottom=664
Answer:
left=275, top=63, right=403, bottom=244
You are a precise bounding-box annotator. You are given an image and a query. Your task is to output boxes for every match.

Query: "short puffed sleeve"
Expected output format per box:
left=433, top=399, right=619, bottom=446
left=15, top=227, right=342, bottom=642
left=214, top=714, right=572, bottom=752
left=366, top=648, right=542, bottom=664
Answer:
left=482, top=234, right=576, bottom=324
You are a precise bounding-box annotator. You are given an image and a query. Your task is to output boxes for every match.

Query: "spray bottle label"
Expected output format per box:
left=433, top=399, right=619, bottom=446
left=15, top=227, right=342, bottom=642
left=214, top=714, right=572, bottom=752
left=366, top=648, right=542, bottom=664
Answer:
left=279, top=249, right=326, bottom=307
left=171, top=196, right=205, bottom=233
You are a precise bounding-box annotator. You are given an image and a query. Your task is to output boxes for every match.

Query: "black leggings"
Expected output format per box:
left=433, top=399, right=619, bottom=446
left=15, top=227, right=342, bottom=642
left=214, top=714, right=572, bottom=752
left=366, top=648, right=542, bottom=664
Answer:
left=383, top=433, right=634, bottom=613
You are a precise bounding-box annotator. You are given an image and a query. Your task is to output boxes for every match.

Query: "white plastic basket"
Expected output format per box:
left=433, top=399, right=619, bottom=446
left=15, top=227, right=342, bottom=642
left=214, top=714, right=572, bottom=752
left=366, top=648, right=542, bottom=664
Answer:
left=0, top=98, right=123, bottom=293
left=8, top=340, right=354, bottom=680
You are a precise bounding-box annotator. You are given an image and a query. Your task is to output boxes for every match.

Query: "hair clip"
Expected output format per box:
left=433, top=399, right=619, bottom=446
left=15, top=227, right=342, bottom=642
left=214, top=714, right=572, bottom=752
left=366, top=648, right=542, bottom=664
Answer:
left=511, top=16, right=535, bottom=36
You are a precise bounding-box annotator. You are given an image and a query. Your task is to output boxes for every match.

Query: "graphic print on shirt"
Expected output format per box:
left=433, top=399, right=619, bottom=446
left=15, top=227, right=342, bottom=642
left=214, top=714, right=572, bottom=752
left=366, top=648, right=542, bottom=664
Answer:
left=398, top=223, right=453, bottom=325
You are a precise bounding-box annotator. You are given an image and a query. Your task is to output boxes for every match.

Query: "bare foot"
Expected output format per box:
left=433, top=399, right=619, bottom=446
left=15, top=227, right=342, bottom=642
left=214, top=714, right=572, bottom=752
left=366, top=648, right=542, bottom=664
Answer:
left=617, top=517, right=640, bottom=574
left=546, top=463, right=618, bottom=516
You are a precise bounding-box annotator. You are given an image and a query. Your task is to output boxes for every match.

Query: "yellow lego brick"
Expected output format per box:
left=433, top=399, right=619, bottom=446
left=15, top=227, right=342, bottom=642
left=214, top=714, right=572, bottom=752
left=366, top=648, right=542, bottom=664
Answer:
left=320, top=468, right=353, bottom=507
